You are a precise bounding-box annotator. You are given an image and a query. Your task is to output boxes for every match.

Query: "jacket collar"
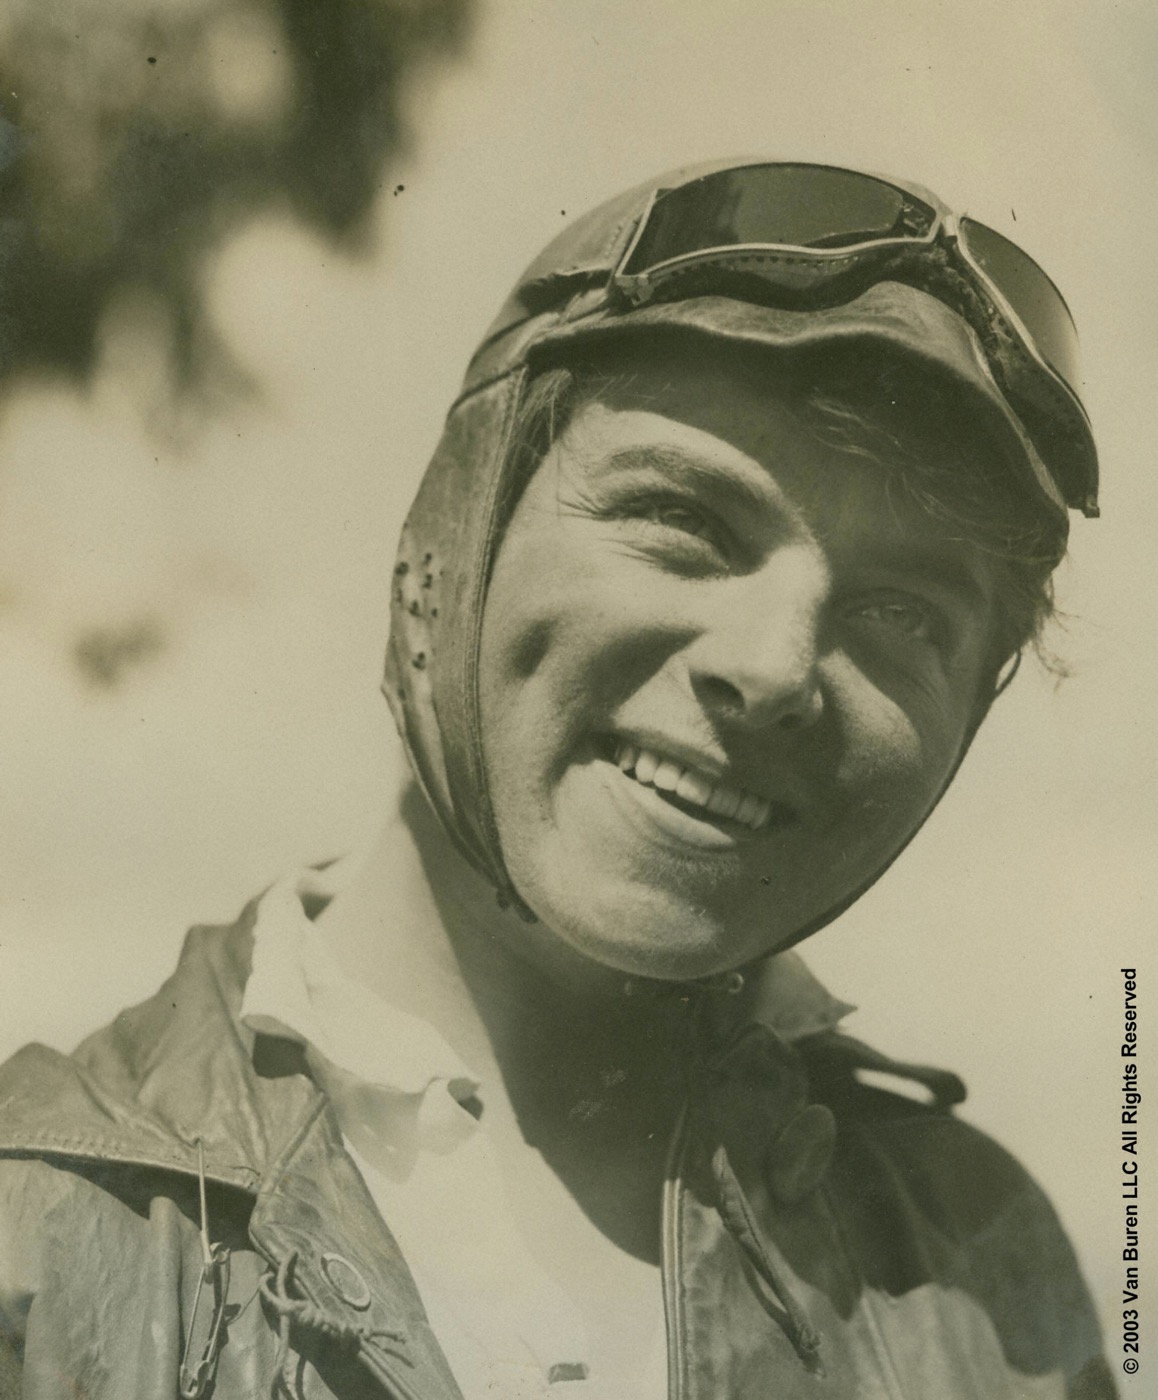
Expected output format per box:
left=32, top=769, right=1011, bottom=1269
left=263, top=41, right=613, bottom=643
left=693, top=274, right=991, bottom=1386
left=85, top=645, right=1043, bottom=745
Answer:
left=0, top=876, right=854, bottom=1183
left=0, top=901, right=304, bottom=1189
left=0, top=897, right=467, bottom=1399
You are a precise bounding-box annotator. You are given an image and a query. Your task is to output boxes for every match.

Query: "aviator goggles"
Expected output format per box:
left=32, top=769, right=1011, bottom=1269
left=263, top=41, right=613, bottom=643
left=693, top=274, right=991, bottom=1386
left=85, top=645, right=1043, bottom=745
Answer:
left=611, top=163, right=1098, bottom=517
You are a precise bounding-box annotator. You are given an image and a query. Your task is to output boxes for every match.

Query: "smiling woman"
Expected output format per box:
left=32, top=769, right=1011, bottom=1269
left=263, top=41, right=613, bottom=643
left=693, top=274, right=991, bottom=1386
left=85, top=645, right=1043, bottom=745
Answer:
left=0, top=160, right=1114, bottom=1400
left=480, top=342, right=1015, bottom=982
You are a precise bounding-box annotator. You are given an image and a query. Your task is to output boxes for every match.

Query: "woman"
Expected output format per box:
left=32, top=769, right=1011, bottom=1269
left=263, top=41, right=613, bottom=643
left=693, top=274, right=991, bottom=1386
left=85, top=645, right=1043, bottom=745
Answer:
left=0, top=162, right=1112, bottom=1398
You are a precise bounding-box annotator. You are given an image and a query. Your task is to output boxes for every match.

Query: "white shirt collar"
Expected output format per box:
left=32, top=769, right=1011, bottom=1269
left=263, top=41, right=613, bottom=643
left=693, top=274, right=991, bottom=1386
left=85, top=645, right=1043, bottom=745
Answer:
left=241, top=873, right=482, bottom=1152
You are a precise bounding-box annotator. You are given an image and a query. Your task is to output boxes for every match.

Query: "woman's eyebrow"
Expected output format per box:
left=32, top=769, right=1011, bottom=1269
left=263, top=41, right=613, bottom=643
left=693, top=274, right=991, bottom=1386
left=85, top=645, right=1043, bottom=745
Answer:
left=595, top=443, right=773, bottom=515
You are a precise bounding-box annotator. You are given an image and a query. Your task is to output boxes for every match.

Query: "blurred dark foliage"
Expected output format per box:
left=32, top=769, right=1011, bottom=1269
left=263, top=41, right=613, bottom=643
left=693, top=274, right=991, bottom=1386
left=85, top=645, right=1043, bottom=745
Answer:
left=75, top=617, right=166, bottom=688
left=0, top=0, right=471, bottom=394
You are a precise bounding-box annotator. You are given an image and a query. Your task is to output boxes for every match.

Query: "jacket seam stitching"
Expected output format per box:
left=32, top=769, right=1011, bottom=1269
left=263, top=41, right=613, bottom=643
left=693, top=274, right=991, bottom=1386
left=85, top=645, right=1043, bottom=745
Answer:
left=0, top=1135, right=260, bottom=1186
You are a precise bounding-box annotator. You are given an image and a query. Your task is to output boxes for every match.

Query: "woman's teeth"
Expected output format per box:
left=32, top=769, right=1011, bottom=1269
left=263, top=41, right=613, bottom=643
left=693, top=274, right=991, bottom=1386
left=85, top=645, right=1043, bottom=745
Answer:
left=614, top=742, right=773, bottom=831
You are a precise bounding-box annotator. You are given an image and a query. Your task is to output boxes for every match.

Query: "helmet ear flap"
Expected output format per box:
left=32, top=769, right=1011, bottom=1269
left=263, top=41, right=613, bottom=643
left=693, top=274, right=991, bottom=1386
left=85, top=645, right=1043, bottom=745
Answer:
left=384, top=367, right=531, bottom=897
left=770, top=636, right=1018, bottom=960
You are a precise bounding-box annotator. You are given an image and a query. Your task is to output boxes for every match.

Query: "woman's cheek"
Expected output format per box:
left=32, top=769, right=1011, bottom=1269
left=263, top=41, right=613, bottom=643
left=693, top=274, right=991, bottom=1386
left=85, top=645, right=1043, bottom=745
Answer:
left=827, top=663, right=946, bottom=808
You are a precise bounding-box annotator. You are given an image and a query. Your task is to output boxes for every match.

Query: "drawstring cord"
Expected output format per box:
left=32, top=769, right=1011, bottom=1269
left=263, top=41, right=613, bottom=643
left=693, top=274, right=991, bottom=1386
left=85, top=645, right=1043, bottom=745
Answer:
left=709, top=1142, right=822, bottom=1362
left=259, top=1252, right=412, bottom=1399
left=678, top=992, right=823, bottom=1370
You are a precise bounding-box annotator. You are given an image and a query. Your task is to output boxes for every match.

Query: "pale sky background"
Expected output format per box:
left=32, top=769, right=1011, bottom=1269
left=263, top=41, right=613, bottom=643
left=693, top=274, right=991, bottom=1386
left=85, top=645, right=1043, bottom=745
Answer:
left=0, top=0, right=1154, bottom=1356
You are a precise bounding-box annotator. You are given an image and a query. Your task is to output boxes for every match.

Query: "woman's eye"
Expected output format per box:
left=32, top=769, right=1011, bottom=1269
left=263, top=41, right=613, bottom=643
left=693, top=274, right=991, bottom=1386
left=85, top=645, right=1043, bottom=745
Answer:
left=601, top=489, right=739, bottom=570
left=853, top=597, right=938, bottom=643
left=637, top=500, right=719, bottom=543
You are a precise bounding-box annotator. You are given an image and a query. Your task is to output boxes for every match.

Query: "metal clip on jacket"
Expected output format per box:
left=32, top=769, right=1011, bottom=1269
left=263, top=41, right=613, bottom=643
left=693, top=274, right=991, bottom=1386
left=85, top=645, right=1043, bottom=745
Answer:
left=179, top=1139, right=233, bottom=1399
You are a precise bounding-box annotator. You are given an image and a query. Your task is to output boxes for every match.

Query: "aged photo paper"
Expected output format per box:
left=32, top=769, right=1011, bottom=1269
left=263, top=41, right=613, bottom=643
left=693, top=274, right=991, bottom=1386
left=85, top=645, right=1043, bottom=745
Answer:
left=0, top=0, right=1153, bottom=1392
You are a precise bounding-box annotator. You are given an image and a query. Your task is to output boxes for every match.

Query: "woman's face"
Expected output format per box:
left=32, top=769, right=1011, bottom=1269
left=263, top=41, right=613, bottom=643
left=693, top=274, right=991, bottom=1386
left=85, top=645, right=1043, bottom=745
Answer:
left=478, top=346, right=1001, bottom=982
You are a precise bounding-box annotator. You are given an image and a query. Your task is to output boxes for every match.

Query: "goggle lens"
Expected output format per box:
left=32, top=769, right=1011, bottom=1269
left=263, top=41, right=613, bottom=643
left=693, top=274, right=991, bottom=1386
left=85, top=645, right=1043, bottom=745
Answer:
left=621, top=164, right=932, bottom=274
left=958, top=217, right=1082, bottom=398
left=612, top=162, right=1095, bottom=512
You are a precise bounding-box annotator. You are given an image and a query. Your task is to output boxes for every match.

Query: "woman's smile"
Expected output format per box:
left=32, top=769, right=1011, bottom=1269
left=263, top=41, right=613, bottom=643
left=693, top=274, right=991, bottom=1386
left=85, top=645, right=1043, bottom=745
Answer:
left=612, top=738, right=792, bottom=832
left=575, top=739, right=800, bottom=856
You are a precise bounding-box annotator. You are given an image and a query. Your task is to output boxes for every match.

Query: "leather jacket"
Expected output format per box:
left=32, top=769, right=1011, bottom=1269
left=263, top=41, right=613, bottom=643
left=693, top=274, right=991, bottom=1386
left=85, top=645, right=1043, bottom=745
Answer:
left=0, top=897, right=1114, bottom=1400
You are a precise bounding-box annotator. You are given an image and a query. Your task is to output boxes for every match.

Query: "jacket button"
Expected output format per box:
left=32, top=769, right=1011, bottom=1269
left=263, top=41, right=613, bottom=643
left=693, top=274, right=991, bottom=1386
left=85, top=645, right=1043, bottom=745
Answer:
left=766, top=1103, right=836, bottom=1206
left=320, top=1252, right=372, bottom=1310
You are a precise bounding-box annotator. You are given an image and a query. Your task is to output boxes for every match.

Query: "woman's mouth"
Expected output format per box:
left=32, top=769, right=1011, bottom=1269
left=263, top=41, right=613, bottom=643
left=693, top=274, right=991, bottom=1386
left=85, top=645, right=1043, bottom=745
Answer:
left=612, top=740, right=790, bottom=833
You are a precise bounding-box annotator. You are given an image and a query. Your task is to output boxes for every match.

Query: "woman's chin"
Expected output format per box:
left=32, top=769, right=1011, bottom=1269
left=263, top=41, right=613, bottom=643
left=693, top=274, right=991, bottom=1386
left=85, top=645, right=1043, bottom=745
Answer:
left=497, top=793, right=813, bottom=986
left=519, top=874, right=774, bottom=987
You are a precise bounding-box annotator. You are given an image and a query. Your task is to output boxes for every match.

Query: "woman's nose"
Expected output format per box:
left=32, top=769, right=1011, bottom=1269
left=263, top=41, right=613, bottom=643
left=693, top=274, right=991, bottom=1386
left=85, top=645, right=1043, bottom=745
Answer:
left=686, top=548, right=828, bottom=732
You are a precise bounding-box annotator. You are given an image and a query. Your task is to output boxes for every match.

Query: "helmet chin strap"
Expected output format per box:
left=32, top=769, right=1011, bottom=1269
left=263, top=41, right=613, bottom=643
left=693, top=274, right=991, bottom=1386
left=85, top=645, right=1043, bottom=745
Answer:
left=622, top=969, right=747, bottom=1000
left=624, top=646, right=1024, bottom=987
left=493, top=648, right=1025, bottom=985
left=767, top=647, right=1022, bottom=958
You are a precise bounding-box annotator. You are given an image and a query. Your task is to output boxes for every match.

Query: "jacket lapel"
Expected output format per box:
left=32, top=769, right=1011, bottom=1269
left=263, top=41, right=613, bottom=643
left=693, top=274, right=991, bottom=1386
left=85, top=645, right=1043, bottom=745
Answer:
left=249, top=1096, right=465, bottom=1400
left=0, top=911, right=466, bottom=1400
